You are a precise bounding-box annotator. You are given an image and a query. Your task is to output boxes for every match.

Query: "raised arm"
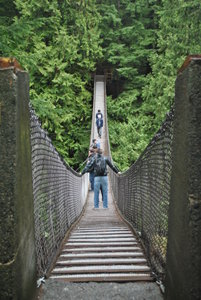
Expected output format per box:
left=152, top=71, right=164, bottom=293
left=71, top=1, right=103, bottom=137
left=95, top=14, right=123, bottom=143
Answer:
left=105, top=158, right=118, bottom=173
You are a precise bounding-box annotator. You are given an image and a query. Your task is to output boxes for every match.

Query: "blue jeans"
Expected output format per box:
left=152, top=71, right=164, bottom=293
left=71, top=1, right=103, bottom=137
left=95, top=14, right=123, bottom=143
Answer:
left=94, top=176, right=108, bottom=208
left=89, top=172, right=94, bottom=190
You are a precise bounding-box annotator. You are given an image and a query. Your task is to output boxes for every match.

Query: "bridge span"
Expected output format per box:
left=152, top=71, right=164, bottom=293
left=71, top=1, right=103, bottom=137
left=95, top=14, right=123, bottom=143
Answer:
left=49, top=76, right=152, bottom=282
left=1, top=57, right=201, bottom=300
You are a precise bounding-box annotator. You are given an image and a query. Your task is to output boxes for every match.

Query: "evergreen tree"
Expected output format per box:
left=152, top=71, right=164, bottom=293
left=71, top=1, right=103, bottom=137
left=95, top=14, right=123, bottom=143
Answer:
left=1, top=0, right=201, bottom=171
left=97, top=0, right=158, bottom=170
left=0, top=0, right=102, bottom=169
left=99, top=0, right=201, bottom=170
left=143, top=0, right=201, bottom=124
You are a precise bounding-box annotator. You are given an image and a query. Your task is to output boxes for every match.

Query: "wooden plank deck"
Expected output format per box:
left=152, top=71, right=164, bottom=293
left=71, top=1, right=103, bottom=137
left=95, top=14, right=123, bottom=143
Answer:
left=49, top=187, right=152, bottom=282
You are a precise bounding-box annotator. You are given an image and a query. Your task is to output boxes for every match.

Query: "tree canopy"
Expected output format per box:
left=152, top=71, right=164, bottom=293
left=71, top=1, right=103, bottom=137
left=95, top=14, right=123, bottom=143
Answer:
left=1, top=0, right=201, bottom=170
left=0, top=0, right=102, bottom=169
left=97, top=0, right=201, bottom=170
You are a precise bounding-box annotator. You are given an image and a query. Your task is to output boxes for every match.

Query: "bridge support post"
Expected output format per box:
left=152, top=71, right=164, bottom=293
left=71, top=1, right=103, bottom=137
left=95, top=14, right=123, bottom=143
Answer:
left=165, top=57, right=201, bottom=300
left=0, top=61, right=37, bottom=300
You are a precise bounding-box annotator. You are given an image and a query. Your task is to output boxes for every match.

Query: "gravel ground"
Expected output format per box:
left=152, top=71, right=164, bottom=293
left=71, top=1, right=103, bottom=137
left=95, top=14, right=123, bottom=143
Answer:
left=38, top=280, right=164, bottom=300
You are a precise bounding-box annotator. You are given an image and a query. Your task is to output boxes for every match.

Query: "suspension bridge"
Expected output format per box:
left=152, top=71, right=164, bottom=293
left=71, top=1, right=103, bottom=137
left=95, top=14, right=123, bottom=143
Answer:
left=49, top=76, right=152, bottom=283
left=0, top=56, right=201, bottom=300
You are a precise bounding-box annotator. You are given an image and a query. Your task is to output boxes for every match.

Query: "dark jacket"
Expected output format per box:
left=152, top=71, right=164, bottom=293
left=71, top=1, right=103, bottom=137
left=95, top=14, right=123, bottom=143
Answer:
left=96, top=118, right=103, bottom=128
left=96, top=112, right=103, bottom=119
left=86, top=153, right=96, bottom=173
left=82, top=154, right=118, bottom=177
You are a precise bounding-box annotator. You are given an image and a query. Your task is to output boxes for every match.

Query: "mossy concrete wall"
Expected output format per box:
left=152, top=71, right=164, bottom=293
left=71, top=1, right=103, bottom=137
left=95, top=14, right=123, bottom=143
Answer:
left=165, top=58, right=201, bottom=299
left=0, top=68, right=37, bottom=299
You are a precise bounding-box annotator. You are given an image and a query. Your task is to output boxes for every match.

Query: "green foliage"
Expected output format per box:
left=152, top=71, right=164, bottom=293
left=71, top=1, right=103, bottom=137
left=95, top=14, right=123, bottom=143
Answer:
left=98, top=0, right=159, bottom=169
left=0, top=0, right=102, bottom=169
left=97, top=0, right=157, bottom=84
left=142, top=0, right=201, bottom=119
left=103, top=0, right=201, bottom=170
left=1, top=0, right=201, bottom=171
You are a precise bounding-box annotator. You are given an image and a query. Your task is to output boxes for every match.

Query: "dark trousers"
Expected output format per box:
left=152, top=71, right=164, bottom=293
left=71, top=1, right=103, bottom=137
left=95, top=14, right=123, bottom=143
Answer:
left=89, top=172, right=94, bottom=190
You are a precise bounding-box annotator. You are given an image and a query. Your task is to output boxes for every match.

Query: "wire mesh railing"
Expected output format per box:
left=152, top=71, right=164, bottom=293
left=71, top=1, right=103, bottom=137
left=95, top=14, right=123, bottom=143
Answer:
left=30, top=108, right=88, bottom=277
left=109, top=108, right=174, bottom=282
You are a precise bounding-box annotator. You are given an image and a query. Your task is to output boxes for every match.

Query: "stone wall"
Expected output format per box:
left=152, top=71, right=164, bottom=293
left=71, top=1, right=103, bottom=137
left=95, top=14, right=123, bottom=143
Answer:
left=0, top=67, right=36, bottom=300
left=165, top=57, right=201, bottom=300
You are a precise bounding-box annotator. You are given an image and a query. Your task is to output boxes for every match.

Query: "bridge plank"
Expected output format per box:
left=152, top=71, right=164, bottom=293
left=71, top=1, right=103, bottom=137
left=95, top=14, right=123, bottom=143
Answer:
left=52, top=265, right=150, bottom=274
left=56, top=258, right=147, bottom=266
left=60, top=252, right=144, bottom=258
left=62, top=246, right=142, bottom=253
left=50, top=273, right=153, bottom=282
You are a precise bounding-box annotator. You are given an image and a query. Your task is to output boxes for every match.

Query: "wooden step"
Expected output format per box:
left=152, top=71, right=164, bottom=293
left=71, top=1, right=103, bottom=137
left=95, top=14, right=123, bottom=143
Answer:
left=62, top=246, right=142, bottom=253
left=68, top=237, right=136, bottom=242
left=50, top=273, right=153, bottom=282
left=72, top=228, right=132, bottom=234
left=66, top=242, right=138, bottom=247
left=70, top=233, right=133, bottom=238
left=56, top=258, right=147, bottom=266
left=75, top=226, right=130, bottom=229
left=60, top=252, right=144, bottom=259
left=51, top=265, right=151, bottom=274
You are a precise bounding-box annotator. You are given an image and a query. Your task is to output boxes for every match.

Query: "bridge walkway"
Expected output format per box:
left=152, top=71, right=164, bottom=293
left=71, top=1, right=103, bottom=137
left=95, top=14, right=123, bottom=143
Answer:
left=48, top=76, right=152, bottom=282
left=49, top=188, right=152, bottom=282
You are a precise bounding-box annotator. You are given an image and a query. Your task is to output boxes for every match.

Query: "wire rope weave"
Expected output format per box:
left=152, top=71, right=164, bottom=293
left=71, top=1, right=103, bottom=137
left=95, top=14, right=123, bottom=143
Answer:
left=30, top=108, right=88, bottom=277
left=109, top=108, right=174, bottom=282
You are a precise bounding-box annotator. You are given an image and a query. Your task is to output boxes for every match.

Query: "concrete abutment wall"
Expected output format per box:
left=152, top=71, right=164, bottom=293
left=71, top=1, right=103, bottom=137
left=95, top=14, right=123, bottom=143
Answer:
left=165, top=58, right=201, bottom=300
left=0, top=67, right=37, bottom=300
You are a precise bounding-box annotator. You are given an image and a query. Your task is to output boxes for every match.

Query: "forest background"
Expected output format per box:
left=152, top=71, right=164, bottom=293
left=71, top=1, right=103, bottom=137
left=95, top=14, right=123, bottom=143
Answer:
left=1, top=0, right=201, bottom=170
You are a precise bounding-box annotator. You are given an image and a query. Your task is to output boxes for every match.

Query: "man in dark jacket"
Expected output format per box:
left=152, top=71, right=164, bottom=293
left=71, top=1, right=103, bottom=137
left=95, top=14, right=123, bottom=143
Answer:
left=96, top=109, right=103, bottom=120
left=96, top=109, right=103, bottom=138
left=82, top=148, right=119, bottom=208
left=96, top=118, right=103, bottom=138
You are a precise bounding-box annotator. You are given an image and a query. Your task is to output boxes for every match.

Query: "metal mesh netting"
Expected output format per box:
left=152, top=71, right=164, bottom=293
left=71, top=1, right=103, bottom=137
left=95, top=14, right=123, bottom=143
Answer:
left=30, top=109, right=88, bottom=277
left=110, top=108, right=174, bottom=282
